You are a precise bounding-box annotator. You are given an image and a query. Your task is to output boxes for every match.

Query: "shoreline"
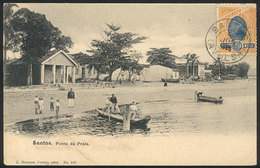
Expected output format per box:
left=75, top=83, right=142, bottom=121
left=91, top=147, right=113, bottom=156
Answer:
left=4, top=79, right=256, bottom=126
left=3, top=78, right=255, bottom=93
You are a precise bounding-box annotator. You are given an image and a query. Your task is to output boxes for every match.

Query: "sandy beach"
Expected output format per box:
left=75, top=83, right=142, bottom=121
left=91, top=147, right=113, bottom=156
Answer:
left=4, top=79, right=256, bottom=126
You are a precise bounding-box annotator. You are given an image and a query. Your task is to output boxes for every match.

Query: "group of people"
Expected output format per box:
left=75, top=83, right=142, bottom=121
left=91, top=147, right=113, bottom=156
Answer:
left=34, top=96, right=44, bottom=114
left=34, top=88, right=139, bottom=120
left=105, top=94, right=138, bottom=119
left=34, top=96, right=60, bottom=115
left=33, top=88, right=76, bottom=116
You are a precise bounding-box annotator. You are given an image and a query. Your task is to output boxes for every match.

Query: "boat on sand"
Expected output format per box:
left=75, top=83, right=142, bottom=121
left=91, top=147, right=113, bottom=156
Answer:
left=195, top=91, right=223, bottom=104
left=96, top=105, right=151, bottom=129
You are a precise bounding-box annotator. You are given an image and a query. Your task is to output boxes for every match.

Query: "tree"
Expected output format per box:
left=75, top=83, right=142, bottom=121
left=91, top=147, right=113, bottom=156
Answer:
left=120, top=51, right=144, bottom=81
left=209, top=58, right=226, bottom=77
left=72, top=52, right=107, bottom=80
left=87, top=23, right=147, bottom=81
left=3, top=3, right=18, bottom=85
left=146, top=48, right=176, bottom=68
left=72, top=52, right=91, bottom=65
left=236, top=62, right=250, bottom=78
left=209, top=61, right=250, bottom=79
left=9, top=8, right=73, bottom=85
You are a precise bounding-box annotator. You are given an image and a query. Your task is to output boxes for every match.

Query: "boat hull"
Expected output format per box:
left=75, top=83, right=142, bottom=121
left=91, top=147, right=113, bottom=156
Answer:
left=197, top=96, right=223, bottom=104
left=96, top=109, right=151, bottom=129
left=161, top=78, right=180, bottom=83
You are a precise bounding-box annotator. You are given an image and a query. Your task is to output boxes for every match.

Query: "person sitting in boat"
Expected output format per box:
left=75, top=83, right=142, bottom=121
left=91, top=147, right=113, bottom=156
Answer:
left=110, top=94, right=120, bottom=113
left=194, top=91, right=203, bottom=102
left=129, top=101, right=138, bottom=119
left=197, top=91, right=203, bottom=97
left=105, top=97, right=112, bottom=113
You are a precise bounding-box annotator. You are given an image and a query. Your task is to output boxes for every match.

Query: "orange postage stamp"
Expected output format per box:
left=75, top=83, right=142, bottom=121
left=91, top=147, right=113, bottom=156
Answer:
left=205, top=4, right=256, bottom=64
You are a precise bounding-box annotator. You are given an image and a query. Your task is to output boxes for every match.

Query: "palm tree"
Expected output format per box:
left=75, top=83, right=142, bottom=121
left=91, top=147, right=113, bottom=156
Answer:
left=3, top=3, right=18, bottom=85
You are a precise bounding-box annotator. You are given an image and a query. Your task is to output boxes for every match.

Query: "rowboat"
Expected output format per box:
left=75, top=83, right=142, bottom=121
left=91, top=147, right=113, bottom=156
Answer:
left=195, top=91, right=223, bottom=104
left=161, top=78, right=180, bottom=83
left=96, top=108, right=151, bottom=129
left=197, top=96, right=223, bottom=104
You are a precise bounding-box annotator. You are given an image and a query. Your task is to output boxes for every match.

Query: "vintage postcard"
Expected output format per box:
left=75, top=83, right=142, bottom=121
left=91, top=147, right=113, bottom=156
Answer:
left=3, top=3, right=257, bottom=165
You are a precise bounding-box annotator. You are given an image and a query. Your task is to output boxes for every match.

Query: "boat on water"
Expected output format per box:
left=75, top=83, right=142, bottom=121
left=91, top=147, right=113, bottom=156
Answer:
left=161, top=78, right=180, bottom=83
left=195, top=91, right=223, bottom=104
left=96, top=107, right=151, bottom=129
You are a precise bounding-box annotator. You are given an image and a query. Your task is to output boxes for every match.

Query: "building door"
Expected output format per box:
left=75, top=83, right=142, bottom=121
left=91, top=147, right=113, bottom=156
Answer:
left=67, top=66, right=73, bottom=83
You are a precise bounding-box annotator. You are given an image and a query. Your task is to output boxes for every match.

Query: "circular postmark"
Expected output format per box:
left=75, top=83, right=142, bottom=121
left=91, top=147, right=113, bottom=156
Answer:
left=205, top=17, right=253, bottom=64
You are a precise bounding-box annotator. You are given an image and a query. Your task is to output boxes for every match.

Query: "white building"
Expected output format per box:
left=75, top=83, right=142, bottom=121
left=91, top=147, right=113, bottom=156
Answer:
left=140, top=65, right=179, bottom=82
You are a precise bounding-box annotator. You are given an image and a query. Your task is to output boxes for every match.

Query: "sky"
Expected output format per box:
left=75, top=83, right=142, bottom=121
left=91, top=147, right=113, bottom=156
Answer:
left=8, top=3, right=256, bottom=74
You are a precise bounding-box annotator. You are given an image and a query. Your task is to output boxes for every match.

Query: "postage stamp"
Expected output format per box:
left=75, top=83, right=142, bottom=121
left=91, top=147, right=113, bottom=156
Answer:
left=205, top=5, right=256, bottom=64
left=3, top=3, right=257, bottom=166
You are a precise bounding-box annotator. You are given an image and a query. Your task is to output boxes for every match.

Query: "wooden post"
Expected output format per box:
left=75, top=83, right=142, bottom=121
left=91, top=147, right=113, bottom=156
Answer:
left=63, top=65, right=66, bottom=83
left=72, top=66, right=76, bottom=83
left=123, top=106, right=131, bottom=132
left=66, top=67, right=69, bottom=83
left=41, top=64, right=45, bottom=84
left=52, top=64, right=56, bottom=84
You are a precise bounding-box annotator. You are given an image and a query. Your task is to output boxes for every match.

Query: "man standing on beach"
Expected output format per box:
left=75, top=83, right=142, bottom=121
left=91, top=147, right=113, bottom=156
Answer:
left=67, top=88, right=75, bottom=108
left=110, top=94, right=120, bottom=113
left=164, top=81, right=167, bottom=87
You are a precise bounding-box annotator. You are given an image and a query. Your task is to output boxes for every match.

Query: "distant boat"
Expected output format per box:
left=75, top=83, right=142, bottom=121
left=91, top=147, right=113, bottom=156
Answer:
left=161, top=78, right=180, bottom=83
left=161, top=67, right=180, bottom=83
left=96, top=106, right=151, bottom=130
left=195, top=91, right=223, bottom=104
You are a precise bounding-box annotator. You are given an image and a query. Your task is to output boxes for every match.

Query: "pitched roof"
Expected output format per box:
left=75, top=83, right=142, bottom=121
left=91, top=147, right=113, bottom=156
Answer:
left=39, top=50, right=60, bottom=63
left=7, top=50, right=78, bottom=66
left=40, top=50, right=78, bottom=66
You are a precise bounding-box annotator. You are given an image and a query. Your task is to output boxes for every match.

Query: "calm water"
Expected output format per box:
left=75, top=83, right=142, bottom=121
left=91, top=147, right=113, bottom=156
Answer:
left=5, top=93, right=256, bottom=137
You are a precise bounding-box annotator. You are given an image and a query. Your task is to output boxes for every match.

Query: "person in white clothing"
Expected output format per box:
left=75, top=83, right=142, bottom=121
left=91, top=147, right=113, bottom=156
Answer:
left=34, top=95, right=39, bottom=114
left=38, top=98, right=44, bottom=114
left=129, top=101, right=138, bottom=119
left=56, top=99, right=60, bottom=116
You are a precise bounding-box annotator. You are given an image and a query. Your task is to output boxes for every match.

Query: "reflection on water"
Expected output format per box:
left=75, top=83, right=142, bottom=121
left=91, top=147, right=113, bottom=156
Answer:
left=5, top=95, right=255, bottom=137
